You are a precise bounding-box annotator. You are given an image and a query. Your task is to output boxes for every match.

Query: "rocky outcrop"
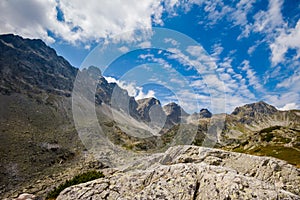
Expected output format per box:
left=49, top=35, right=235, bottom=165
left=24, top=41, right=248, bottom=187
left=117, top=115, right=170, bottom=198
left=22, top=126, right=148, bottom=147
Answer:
left=57, top=145, right=300, bottom=199
left=136, top=97, right=164, bottom=122
left=0, top=34, right=77, bottom=96
left=163, top=102, right=189, bottom=127
left=199, top=108, right=212, bottom=118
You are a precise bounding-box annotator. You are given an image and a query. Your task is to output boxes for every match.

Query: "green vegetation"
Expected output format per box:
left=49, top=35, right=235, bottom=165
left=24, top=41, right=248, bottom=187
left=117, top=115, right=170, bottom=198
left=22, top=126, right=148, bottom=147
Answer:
left=233, top=145, right=300, bottom=167
left=261, top=132, right=274, bottom=142
left=249, top=146, right=300, bottom=167
left=46, top=170, right=104, bottom=199
left=259, top=126, right=282, bottom=134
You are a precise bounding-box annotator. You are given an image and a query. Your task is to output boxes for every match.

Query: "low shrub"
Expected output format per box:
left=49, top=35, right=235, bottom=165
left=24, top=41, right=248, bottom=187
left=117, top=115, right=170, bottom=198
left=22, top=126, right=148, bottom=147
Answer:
left=46, top=170, right=104, bottom=199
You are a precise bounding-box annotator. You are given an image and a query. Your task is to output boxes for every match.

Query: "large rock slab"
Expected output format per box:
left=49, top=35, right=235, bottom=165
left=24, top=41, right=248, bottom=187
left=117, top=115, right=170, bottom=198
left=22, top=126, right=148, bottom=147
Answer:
left=57, top=145, right=300, bottom=199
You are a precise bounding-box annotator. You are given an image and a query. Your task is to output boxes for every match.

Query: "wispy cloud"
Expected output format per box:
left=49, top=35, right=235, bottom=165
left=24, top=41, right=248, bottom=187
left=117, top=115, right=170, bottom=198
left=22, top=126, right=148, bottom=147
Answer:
left=240, top=60, right=264, bottom=91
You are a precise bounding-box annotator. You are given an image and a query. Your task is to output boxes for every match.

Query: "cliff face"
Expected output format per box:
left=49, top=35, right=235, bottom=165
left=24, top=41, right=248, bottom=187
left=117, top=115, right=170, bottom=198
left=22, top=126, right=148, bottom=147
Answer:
left=57, top=145, right=300, bottom=200
left=163, top=102, right=188, bottom=127
left=0, top=34, right=77, bottom=96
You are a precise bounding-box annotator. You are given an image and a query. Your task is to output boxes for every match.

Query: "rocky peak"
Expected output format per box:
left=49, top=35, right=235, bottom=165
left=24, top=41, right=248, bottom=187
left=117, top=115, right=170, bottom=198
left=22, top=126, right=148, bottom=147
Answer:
left=199, top=108, right=212, bottom=118
left=163, top=102, right=188, bottom=116
left=163, top=102, right=189, bottom=126
left=136, top=97, right=163, bottom=122
left=230, top=101, right=279, bottom=124
left=137, top=97, right=161, bottom=107
left=232, top=101, right=278, bottom=116
left=0, top=34, right=77, bottom=96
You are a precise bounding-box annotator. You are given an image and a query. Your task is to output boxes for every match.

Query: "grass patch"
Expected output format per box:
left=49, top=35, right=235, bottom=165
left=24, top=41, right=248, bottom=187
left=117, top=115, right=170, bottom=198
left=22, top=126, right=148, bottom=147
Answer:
left=248, top=146, right=300, bottom=167
left=46, top=170, right=104, bottom=199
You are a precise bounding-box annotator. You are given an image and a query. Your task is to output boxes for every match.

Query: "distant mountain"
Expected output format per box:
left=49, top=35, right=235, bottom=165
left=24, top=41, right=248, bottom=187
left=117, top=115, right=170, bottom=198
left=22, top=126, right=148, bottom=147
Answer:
left=231, top=101, right=278, bottom=124
left=163, top=102, right=188, bottom=127
left=220, top=101, right=300, bottom=167
left=136, top=97, right=166, bottom=124
left=199, top=108, right=212, bottom=118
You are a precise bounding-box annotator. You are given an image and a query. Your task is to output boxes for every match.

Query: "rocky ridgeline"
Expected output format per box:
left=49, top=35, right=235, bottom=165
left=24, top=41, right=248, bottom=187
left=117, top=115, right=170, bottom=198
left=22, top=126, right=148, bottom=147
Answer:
left=57, top=145, right=300, bottom=199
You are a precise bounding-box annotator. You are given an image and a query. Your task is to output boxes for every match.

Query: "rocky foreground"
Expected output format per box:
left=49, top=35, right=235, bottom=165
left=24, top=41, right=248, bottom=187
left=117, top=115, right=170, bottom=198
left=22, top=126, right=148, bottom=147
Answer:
left=57, top=145, right=300, bottom=199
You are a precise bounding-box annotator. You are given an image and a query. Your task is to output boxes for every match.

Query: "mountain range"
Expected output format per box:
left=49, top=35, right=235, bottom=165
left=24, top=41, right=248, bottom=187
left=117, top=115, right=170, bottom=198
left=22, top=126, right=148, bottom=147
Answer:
left=0, top=34, right=299, bottom=199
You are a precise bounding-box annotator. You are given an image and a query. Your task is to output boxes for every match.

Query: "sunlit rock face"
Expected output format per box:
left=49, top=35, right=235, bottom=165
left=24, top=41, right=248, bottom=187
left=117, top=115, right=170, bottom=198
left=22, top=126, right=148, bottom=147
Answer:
left=57, top=145, right=300, bottom=200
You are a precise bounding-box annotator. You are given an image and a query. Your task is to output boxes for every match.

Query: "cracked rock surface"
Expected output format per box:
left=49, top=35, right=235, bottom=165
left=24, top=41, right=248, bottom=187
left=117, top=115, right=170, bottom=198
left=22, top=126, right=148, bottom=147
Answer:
left=57, top=145, right=300, bottom=200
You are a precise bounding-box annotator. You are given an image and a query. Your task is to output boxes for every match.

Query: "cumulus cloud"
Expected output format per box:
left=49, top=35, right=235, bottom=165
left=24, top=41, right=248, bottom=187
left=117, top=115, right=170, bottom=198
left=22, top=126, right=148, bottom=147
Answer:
left=105, top=76, right=155, bottom=100
left=0, top=0, right=167, bottom=44
left=0, top=0, right=64, bottom=43
left=135, top=87, right=156, bottom=100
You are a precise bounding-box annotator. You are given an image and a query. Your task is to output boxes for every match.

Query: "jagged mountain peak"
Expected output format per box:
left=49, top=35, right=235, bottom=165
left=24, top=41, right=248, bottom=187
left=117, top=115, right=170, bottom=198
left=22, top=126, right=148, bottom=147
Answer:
left=83, top=65, right=102, bottom=77
left=163, top=102, right=188, bottom=116
left=162, top=102, right=189, bottom=126
left=199, top=108, right=212, bottom=118
left=0, top=34, right=77, bottom=96
left=232, top=101, right=278, bottom=116
left=137, top=97, right=161, bottom=106
left=136, top=97, right=163, bottom=122
left=0, top=34, right=57, bottom=59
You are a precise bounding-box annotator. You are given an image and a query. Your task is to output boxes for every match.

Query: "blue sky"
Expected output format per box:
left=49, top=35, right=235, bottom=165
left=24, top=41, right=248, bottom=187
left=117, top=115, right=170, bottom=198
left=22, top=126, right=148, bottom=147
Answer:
left=1, top=0, right=300, bottom=113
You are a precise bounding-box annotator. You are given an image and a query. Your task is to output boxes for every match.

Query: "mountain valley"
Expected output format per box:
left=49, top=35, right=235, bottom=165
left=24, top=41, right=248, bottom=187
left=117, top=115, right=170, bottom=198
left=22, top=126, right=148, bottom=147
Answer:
left=0, top=34, right=299, bottom=199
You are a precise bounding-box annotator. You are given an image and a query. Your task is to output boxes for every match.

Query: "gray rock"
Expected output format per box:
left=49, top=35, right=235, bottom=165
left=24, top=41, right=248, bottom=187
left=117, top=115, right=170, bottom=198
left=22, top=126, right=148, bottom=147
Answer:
left=163, top=102, right=189, bottom=127
left=57, top=145, right=300, bottom=199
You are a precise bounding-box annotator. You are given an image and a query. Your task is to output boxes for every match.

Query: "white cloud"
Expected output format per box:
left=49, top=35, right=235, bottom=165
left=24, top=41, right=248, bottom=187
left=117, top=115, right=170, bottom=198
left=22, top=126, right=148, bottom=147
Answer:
left=266, top=92, right=300, bottom=111
left=138, top=41, right=152, bottom=48
left=278, top=103, right=299, bottom=111
left=202, top=1, right=232, bottom=26
left=230, top=0, right=256, bottom=29
left=270, top=20, right=300, bottom=65
left=135, top=87, right=156, bottom=100
left=247, top=42, right=260, bottom=55
left=118, top=46, right=130, bottom=53
left=104, top=76, right=155, bottom=100
left=164, top=38, right=179, bottom=47
left=186, top=45, right=204, bottom=57
left=0, top=0, right=170, bottom=44
left=211, top=43, right=224, bottom=59
left=235, top=0, right=300, bottom=66
left=0, top=0, right=63, bottom=43
left=105, top=76, right=138, bottom=97
left=276, top=70, right=300, bottom=90
left=240, top=60, right=264, bottom=91
left=252, top=0, right=284, bottom=34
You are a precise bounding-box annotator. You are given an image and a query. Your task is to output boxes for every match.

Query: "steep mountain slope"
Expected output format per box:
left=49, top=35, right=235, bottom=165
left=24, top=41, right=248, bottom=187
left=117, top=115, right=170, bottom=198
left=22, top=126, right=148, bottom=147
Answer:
left=0, top=34, right=77, bottom=96
left=0, top=34, right=141, bottom=198
left=0, top=34, right=192, bottom=198
left=0, top=34, right=84, bottom=197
